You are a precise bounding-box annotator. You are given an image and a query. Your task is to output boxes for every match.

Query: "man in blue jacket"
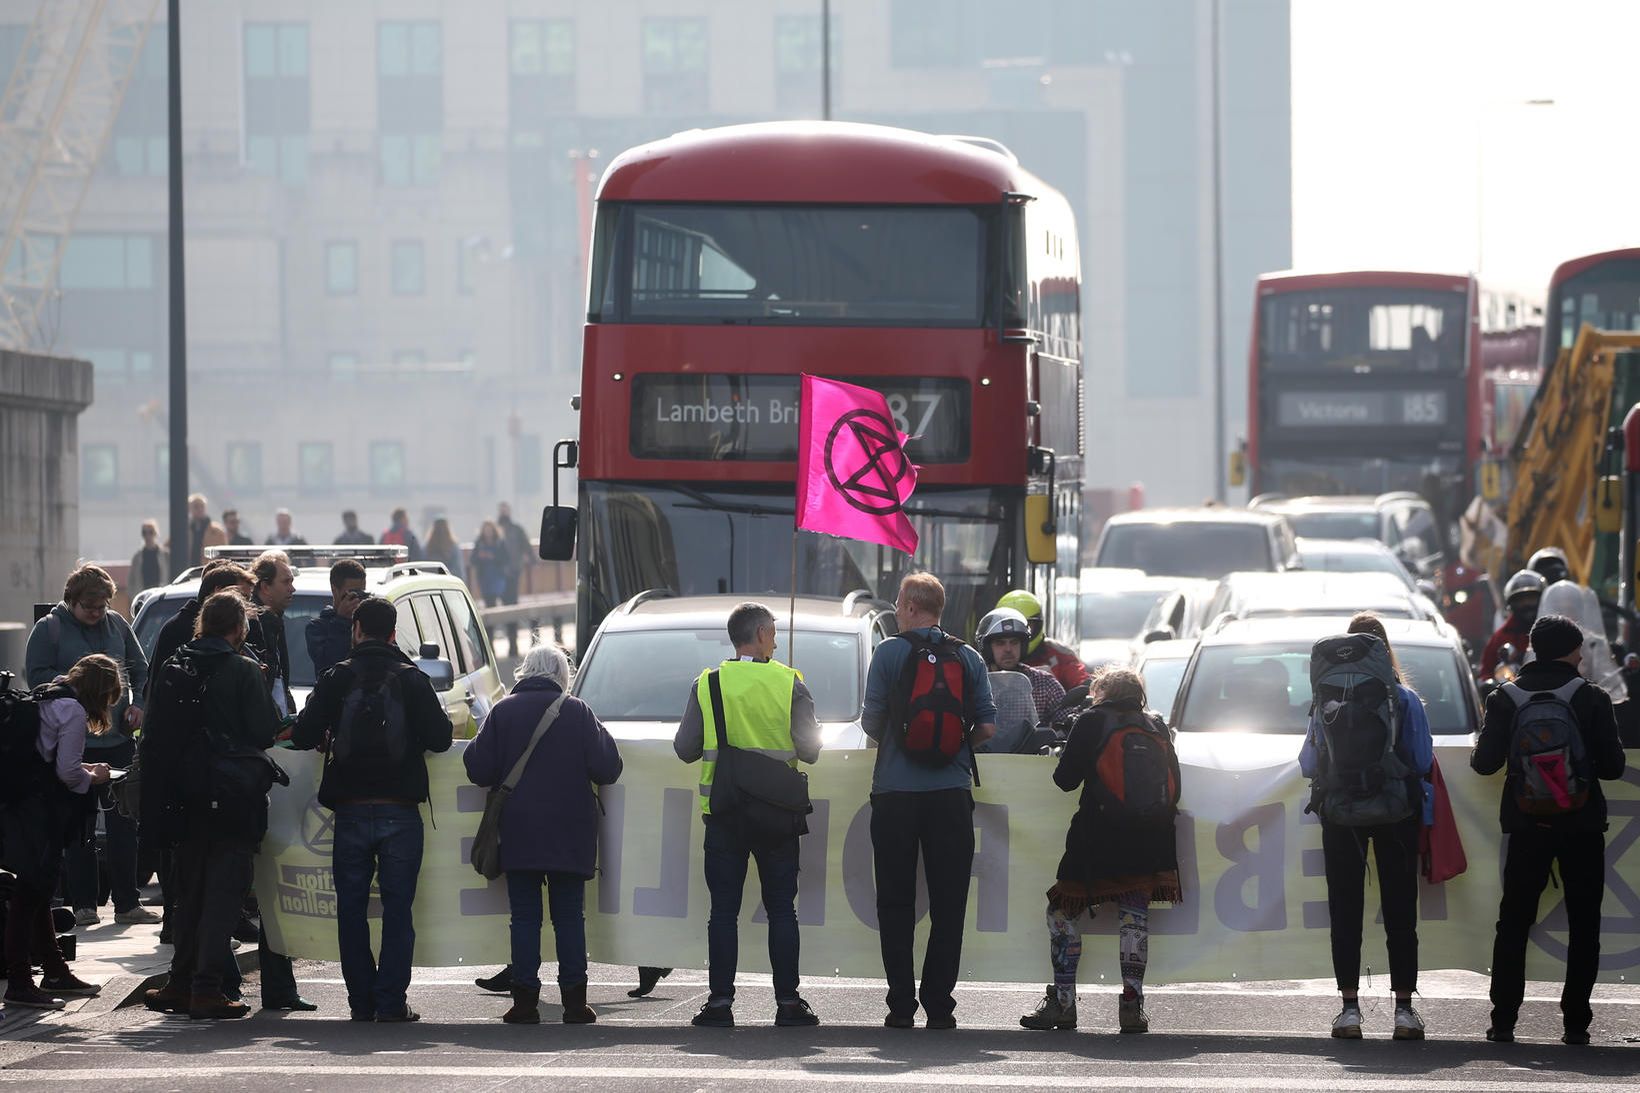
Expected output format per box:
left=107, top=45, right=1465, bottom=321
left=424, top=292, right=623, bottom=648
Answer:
left=305, top=559, right=368, bottom=680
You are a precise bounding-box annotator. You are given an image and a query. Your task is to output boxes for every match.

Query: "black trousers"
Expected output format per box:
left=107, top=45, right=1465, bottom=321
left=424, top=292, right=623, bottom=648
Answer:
left=1489, top=827, right=1606, bottom=1034
left=870, top=788, right=975, bottom=1020
left=1320, top=814, right=1420, bottom=994
left=167, top=832, right=254, bottom=996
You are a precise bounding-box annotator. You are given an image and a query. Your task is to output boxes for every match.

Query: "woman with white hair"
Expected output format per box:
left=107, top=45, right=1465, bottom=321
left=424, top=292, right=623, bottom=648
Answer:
left=463, top=644, right=622, bottom=1024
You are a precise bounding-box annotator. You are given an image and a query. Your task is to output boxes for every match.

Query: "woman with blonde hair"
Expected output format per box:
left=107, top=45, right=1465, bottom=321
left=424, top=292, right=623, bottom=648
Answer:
left=2, top=654, right=122, bottom=1009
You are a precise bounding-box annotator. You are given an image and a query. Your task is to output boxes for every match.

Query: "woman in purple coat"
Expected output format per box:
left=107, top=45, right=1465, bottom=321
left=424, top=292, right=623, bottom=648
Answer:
left=463, top=644, right=622, bottom=1025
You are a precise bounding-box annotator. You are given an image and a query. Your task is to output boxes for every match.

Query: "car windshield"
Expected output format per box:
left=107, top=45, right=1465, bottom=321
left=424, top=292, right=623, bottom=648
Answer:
left=1297, top=548, right=1413, bottom=590
left=575, top=628, right=861, bottom=723
left=1097, top=523, right=1272, bottom=580
left=133, top=591, right=331, bottom=688
left=1175, top=641, right=1471, bottom=735
left=1283, top=512, right=1380, bottom=541
left=1140, top=657, right=1191, bottom=720
left=1080, top=589, right=1168, bottom=639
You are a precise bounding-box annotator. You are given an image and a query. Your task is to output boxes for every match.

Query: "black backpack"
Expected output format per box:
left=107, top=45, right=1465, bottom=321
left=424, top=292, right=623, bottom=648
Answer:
left=140, top=651, right=220, bottom=841
left=0, top=674, right=76, bottom=807
left=889, top=632, right=974, bottom=776
left=1307, top=634, right=1414, bottom=827
left=332, top=662, right=413, bottom=769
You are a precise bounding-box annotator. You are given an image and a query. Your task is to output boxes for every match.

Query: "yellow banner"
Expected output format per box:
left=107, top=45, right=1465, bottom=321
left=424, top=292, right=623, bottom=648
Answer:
left=257, top=743, right=1640, bottom=984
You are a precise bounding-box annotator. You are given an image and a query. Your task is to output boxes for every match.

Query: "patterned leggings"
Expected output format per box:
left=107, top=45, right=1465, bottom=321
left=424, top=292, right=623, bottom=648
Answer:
left=1047, top=889, right=1150, bottom=1005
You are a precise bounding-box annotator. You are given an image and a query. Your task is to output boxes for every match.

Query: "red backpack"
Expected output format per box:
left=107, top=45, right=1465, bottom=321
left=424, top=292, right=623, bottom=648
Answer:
left=1083, top=707, right=1179, bottom=825
left=891, top=632, right=973, bottom=772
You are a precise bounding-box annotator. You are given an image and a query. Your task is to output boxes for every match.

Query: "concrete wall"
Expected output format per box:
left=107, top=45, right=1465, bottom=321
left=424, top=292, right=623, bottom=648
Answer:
left=0, top=351, right=93, bottom=667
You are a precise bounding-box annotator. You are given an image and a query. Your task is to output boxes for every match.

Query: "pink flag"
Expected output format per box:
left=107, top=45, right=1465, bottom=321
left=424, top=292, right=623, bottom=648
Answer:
left=795, top=374, right=919, bottom=554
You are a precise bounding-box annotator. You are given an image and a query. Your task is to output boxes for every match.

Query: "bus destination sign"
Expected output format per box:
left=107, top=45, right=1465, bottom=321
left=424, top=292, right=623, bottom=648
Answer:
left=632, top=374, right=970, bottom=462
left=1275, top=390, right=1448, bottom=429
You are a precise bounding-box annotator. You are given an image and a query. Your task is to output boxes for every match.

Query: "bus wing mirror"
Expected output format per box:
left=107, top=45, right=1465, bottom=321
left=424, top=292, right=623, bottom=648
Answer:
left=1024, top=494, right=1056, bottom=565
left=539, top=506, right=577, bottom=562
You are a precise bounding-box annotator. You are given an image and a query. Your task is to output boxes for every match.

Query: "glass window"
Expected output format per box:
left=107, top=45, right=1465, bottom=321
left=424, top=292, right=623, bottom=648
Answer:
left=391, top=240, right=424, bottom=295
left=244, top=23, right=309, bottom=185
left=441, top=590, right=488, bottom=675
left=457, top=239, right=475, bottom=295
left=325, top=241, right=357, bottom=294
left=1096, top=523, right=1274, bottom=580
left=411, top=594, right=454, bottom=661
left=641, top=17, right=708, bottom=112
left=298, top=441, right=333, bottom=493
left=60, top=236, right=127, bottom=289
left=1282, top=512, right=1381, bottom=541
left=108, top=27, right=166, bottom=177
left=1260, top=288, right=1466, bottom=375
left=378, top=20, right=442, bottom=186
left=393, top=596, right=421, bottom=659
left=82, top=444, right=118, bottom=499
left=890, top=0, right=979, bottom=67
left=370, top=441, right=406, bottom=490
left=1078, top=589, right=1169, bottom=640
left=1548, top=259, right=1640, bottom=351
left=226, top=441, right=262, bottom=494
left=271, top=592, right=331, bottom=688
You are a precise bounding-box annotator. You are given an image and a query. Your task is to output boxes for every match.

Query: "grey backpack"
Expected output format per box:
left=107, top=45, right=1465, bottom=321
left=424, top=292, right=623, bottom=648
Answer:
left=1501, top=679, right=1591, bottom=816
left=1308, top=634, right=1413, bottom=827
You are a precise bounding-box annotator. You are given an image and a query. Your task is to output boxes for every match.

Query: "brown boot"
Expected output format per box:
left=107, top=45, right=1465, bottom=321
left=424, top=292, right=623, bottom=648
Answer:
left=501, top=984, right=540, bottom=1024
left=560, top=983, right=596, bottom=1024
left=189, top=991, right=251, bottom=1020
left=144, top=981, right=190, bottom=1014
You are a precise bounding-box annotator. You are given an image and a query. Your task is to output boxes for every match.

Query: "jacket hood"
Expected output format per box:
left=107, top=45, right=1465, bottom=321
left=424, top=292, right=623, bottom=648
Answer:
left=349, top=639, right=416, bottom=667
left=181, top=636, right=240, bottom=659
left=52, top=602, right=112, bottom=634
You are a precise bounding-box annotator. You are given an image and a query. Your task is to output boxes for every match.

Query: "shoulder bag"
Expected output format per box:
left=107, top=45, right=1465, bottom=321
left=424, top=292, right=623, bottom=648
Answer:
left=705, top=669, right=812, bottom=848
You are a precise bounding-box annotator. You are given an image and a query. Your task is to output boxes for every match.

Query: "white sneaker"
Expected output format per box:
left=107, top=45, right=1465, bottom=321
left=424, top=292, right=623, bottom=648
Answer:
left=1393, top=1004, right=1425, bottom=1041
left=73, top=908, right=100, bottom=928
left=114, top=906, right=161, bottom=925
left=1332, top=1004, right=1363, bottom=1039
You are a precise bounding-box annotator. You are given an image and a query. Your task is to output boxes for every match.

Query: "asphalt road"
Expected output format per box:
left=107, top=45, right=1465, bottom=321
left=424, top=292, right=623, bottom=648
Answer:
left=2, top=962, right=1638, bottom=1091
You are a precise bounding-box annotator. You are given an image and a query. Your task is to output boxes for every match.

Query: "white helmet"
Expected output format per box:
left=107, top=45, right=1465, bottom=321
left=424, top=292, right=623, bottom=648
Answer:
left=976, top=607, right=1031, bottom=648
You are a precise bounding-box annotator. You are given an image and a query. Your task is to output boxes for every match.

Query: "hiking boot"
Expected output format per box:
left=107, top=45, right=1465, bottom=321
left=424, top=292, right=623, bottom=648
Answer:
left=1118, top=993, right=1150, bottom=1034
left=144, top=983, right=190, bottom=1014
left=691, top=1000, right=733, bottom=1028
left=476, top=967, right=514, bottom=993
left=4, top=983, right=67, bottom=1010
left=189, top=992, right=251, bottom=1020
left=775, top=998, right=820, bottom=1027
left=1393, top=1004, right=1425, bottom=1041
left=560, top=984, right=596, bottom=1025
left=38, top=973, right=100, bottom=998
left=1563, top=1028, right=1591, bottom=1046
left=1484, top=1025, right=1514, bottom=1043
left=114, top=906, right=161, bottom=926
left=1332, top=1003, right=1363, bottom=1039
left=501, top=985, right=540, bottom=1025
left=629, top=966, right=671, bottom=998
left=1020, top=987, right=1077, bottom=1030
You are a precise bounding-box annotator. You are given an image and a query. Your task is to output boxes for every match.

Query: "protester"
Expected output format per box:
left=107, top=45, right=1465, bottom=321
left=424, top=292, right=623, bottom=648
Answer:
left=147, top=561, right=253, bottom=703
left=976, top=607, right=1065, bottom=722
left=185, top=493, right=227, bottom=569
left=470, top=521, right=509, bottom=607
left=223, top=509, right=254, bottom=547
left=1299, top=612, right=1433, bottom=1041
left=1472, top=613, right=1626, bottom=1045
left=1528, top=546, right=1571, bottom=586
left=266, top=508, right=308, bottom=547
left=291, top=596, right=452, bottom=1022
left=424, top=517, right=465, bottom=581
left=381, top=508, right=422, bottom=559
left=1020, top=667, right=1180, bottom=1034
left=463, top=645, right=622, bottom=1024
left=862, top=574, right=996, bottom=1029
left=141, top=592, right=281, bottom=1019
left=1481, top=570, right=1544, bottom=678
left=995, top=589, right=1090, bottom=690
left=25, top=564, right=152, bottom=927
left=306, top=559, right=368, bottom=680
left=2, top=654, right=119, bottom=1009
left=673, top=602, right=821, bottom=1028
left=496, top=502, right=531, bottom=653
left=336, top=510, right=373, bottom=546
left=129, top=519, right=169, bottom=597
left=247, top=551, right=297, bottom=718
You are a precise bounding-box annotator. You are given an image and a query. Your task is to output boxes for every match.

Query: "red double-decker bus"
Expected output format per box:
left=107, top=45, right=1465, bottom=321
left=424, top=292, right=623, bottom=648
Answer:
left=542, top=122, right=1084, bottom=643
left=1542, top=247, right=1640, bottom=366
left=1246, top=269, right=1540, bottom=509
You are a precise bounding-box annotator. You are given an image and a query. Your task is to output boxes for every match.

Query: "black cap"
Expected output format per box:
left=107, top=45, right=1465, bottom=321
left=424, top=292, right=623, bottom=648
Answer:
left=1529, top=614, right=1583, bottom=662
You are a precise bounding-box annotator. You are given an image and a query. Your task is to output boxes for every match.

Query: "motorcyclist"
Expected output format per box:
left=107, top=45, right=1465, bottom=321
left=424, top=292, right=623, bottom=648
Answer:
left=1480, top=570, right=1543, bottom=678
left=976, top=607, right=1066, bottom=723
left=995, top=589, right=1090, bottom=691
left=1527, top=546, right=1570, bottom=586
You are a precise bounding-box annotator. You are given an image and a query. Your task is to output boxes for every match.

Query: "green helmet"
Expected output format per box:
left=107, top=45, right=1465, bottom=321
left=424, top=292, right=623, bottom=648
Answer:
left=996, top=589, right=1045, bottom=653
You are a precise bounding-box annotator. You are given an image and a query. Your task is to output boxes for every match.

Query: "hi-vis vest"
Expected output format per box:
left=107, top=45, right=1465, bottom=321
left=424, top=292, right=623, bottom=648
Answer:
left=696, top=658, right=801, bottom=815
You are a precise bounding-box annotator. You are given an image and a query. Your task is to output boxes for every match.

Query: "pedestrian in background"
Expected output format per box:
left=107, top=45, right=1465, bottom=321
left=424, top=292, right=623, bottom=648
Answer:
left=424, top=517, right=465, bottom=581
left=25, top=563, right=153, bottom=928
left=464, top=645, right=622, bottom=1024
left=496, top=502, right=531, bottom=653
left=336, top=510, right=373, bottom=546
left=470, top=521, right=509, bottom=607
left=266, top=508, right=307, bottom=547
left=129, top=519, right=170, bottom=597
left=223, top=509, right=254, bottom=547
left=381, top=508, right=422, bottom=560
left=185, top=493, right=227, bottom=569
left=306, top=559, right=368, bottom=680
left=291, top=596, right=452, bottom=1022
left=2, top=654, right=120, bottom=1010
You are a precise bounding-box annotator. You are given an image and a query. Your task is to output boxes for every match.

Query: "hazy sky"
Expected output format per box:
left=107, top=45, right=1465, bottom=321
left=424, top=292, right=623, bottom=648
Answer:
left=1291, top=0, right=1640, bottom=294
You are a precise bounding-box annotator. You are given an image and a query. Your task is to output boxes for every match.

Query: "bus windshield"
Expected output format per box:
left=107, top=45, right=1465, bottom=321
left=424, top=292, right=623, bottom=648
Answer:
left=580, top=483, right=1014, bottom=638
left=1550, top=258, right=1640, bottom=352
left=592, top=203, right=988, bottom=326
left=1261, top=288, right=1466, bottom=374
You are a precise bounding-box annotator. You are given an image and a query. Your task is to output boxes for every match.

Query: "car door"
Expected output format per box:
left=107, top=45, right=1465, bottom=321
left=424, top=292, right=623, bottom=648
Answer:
left=441, top=587, right=505, bottom=723
left=396, top=591, right=477, bottom=738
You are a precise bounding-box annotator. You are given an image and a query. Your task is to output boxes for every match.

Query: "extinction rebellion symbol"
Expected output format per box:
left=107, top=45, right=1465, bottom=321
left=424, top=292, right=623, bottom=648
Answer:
left=824, top=409, right=911, bottom=516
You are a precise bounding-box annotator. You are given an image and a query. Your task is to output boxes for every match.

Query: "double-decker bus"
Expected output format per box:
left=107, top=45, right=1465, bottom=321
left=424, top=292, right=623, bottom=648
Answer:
left=541, top=122, right=1084, bottom=645
left=1542, top=247, right=1640, bottom=365
left=1245, top=269, right=1540, bottom=513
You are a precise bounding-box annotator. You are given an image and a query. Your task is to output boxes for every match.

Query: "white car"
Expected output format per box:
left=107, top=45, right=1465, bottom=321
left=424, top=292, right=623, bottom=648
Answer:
left=1075, top=567, right=1183, bottom=669
left=1134, top=638, right=1199, bottom=721
left=1202, top=570, right=1441, bottom=632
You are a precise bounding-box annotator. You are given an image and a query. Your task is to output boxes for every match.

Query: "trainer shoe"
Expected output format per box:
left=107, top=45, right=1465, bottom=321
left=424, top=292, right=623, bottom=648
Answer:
left=691, top=1000, right=734, bottom=1028
left=775, top=998, right=820, bottom=1027
left=114, top=906, right=161, bottom=925
left=1393, top=1004, right=1425, bottom=1041
left=1332, top=1003, right=1363, bottom=1039
left=39, top=973, right=100, bottom=998
left=1563, top=1028, right=1591, bottom=1046
left=73, top=908, right=100, bottom=928
left=4, top=984, right=67, bottom=1010
left=1020, top=987, right=1077, bottom=1030
left=1118, top=993, right=1150, bottom=1034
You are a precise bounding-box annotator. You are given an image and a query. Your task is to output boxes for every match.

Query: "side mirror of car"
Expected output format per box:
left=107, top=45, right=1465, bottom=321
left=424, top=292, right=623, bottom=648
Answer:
left=415, top=644, right=456, bottom=692
left=539, top=505, right=577, bottom=562
left=1415, top=579, right=1438, bottom=599
left=1142, top=626, right=1176, bottom=644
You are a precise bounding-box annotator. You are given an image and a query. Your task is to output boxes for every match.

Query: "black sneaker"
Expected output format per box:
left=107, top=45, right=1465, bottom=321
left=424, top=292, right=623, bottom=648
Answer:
left=350, top=1011, right=375, bottom=1022
left=376, top=1007, right=420, bottom=1023
left=39, top=974, right=101, bottom=998
left=775, top=998, right=820, bottom=1027
left=925, top=1014, right=957, bottom=1030
left=1485, top=1025, right=1515, bottom=1043
left=884, top=1012, right=915, bottom=1029
left=263, top=996, right=318, bottom=1012
left=1563, top=1029, right=1591, bottom=1046
left=691, top=1001, right=734, bottom=1028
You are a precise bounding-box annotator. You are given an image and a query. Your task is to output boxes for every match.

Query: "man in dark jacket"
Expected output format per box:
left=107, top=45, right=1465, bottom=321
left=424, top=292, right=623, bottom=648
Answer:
left=141, top=591, right=281, bottom=1020
left=336, top=510, right=374, bottom=546
left=246, top=551, right=297, bottom=717
left=1472, top=614, right=1627, bottom=1046
left=306, top=559, right=368, bottom=680
left=147, top=562, right=254, bottom=702
left=291, top=596, right=452, bottom=1022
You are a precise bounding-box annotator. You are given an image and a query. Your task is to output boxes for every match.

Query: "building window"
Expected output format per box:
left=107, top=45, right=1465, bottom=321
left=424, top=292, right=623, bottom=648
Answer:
left=890, top=0, right=979, bottom=67
left=328, top=351, right=359, bottom=373
left=110, top=26, right=166, bottom=176
left=298, top=441, right=334, bottom=493
left=83, top=444, right=119, bottom=499
left=243, top=23, right=310, bottom=185
left=226, top=442, right=262, bottom=495
left=325, top=240, right=357, bottom=295
left=370, top=441, right=406, bottom=492
left=378, top=20, right=443, bottom=186
left=774, top=15, right=840, bottom=115
left=390, top=240, right=424, bottom=295
left=641, top=18, right=708, bottom=114
left=79, top=347, right=153, bottom=383
left=59, top=235, right=155, bottom=290
left=509, top=18, right=575, bottom=145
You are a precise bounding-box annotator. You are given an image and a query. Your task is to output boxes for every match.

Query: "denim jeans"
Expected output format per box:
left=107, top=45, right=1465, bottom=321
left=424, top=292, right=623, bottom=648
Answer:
left=505, top=871, right=588, bottom=989
left=332, top=803, right=424, bottom=1018
left=702, top=815, right=801, bottom=1006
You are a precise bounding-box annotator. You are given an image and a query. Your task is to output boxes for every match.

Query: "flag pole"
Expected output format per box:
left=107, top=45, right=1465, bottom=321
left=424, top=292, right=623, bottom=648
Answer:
left=788, top=528, right=799, bottom=668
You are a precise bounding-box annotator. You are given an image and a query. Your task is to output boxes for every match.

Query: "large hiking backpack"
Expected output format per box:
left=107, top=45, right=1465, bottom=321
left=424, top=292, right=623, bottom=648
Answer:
left=1308, top=634, right=1413, bottom=827
left=1501, top=679, right=1591, bottom=816
left=891, top=632, right=970, bottom=768
left=142, top=652, right=219, bottom=838
left=332, top=662, right=413, bottom=767
left=1082, top=706, right=1180, bottom=825
left=0, top=675, right=76, bottom=806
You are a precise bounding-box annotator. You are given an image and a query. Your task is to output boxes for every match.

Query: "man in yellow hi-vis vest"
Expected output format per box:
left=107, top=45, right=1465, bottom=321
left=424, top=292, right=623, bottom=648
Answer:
left=674, top=601, right=821, bottom=1029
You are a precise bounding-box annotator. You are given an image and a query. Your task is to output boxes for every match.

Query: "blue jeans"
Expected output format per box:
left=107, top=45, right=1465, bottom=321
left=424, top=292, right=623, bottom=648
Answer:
left=332, top=804, right=424, bottom=1018
left=702, top=815, right=801, bottom=1006
left=505, top=871, right=588, bottom=989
